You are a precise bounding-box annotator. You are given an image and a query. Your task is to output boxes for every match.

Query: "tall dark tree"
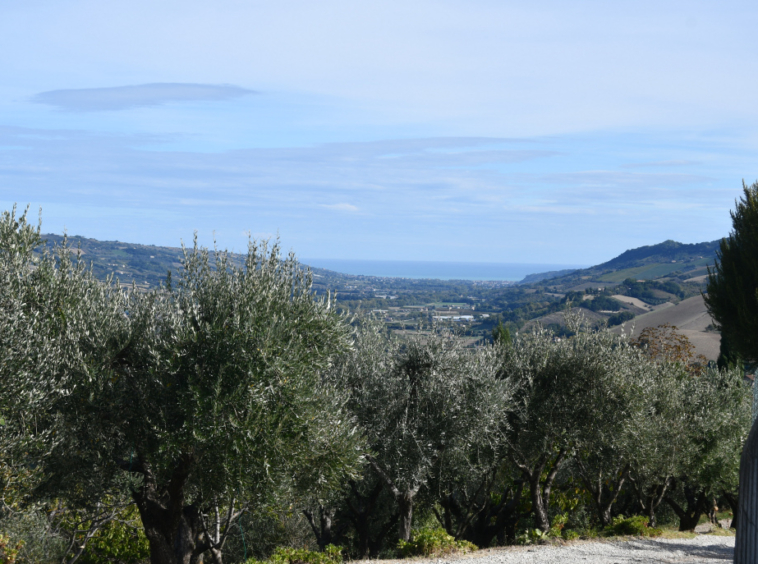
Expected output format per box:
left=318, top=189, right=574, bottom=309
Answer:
left=704, top=180, right=758, bottom=562
left=492, top=321, right=512, bottom=346
left=705, top=180, right=758, bottom=361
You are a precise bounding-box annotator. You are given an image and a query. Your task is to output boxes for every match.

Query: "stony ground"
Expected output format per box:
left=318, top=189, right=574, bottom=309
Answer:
left=365, top=535, right=735, bottom=564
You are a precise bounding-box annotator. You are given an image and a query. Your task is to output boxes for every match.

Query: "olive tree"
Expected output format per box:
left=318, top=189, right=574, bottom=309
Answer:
left=662, top=366, right=750, bottom=531
left=624, top=359, right=696, bottom=528
left=426, top=339, right=518, bottom=547
left=502, top=319, right=663, bottom=532
left=0, top=207, right=51, bottom=457
left=570, top=333, right=656, bottom=528
left=503, top=323, right=602, bottom=533
left=331, top=321, right=514, bottom=542
left=1, top=209, right=363, bottom=564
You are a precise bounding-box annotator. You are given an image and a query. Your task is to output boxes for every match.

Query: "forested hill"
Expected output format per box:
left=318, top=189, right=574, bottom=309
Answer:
left=521, top=238, right=720, bottom=286
left=39, top=233, right=350, bottom=291
left=596, top=239, right=719, bottom=271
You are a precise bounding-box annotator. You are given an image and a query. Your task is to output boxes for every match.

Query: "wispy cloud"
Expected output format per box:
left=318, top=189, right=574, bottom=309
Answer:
left=321, top=203, right=359, bottom=212
left=31, top=83, right=256, bottom=111
left=0, top=126, right=740, bottom=263
left=623, top=160, right=701, bottom=169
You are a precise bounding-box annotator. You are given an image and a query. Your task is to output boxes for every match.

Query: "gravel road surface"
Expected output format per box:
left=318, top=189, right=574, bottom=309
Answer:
left=376, top=536, right=734, bottom=564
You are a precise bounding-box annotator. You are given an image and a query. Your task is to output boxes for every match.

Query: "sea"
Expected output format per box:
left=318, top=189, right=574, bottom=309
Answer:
left=300, top=259, right=587, bottom=282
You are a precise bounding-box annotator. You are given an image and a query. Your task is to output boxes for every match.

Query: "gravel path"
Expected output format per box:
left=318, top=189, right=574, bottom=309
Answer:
left=379, top=536, right=735, bottom=564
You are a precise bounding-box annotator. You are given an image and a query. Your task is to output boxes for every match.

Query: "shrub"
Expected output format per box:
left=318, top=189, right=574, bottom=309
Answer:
left=396, top=529, right=476, bottom=557
left=579, top=527, right=600, bottom=539
left=0, top=534, right=23, bottom=564
left=561, top=529, right=580, bottom=541
left=77, top=506, right=150, bottom=564
left=549, top=513, right=568, bottom=538
left=515, top=528, right=549, bottom=545
left=246, top=545, right=342, bottom=564
left=603, top=515, right=662, bottom=537
left=608, top=311, right=635, bottom=327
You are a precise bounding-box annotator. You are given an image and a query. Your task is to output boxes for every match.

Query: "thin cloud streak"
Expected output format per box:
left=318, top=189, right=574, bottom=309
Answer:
left=31, top=83, right=256, bottom=111
left=321, top=203, right=359, bottom=212
left=0, top=126, right=744, bottom=263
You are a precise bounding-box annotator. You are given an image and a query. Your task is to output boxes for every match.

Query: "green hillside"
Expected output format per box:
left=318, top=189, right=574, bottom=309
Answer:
left=525, top=240, right=719, bottom=288
left=597, top=239, right=718, bottom=270
left=597, top=256, right=713, bottom=283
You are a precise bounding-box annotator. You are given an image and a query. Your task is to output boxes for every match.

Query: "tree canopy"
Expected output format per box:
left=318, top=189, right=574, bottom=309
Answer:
left=1, top=208, right=363, bottom=564
left=330, top=321, right=513, bottom=542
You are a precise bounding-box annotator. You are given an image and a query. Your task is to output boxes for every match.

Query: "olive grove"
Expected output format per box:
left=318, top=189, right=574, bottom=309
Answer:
left=0, top=206, right=752, bottom=564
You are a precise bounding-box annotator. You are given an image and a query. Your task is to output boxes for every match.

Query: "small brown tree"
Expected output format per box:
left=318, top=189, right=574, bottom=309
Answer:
left=632, top=323, right=708, bottom=376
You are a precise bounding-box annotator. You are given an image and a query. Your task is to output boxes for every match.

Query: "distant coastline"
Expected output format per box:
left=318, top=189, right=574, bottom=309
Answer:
left=300, top=258, right=587, bottom=282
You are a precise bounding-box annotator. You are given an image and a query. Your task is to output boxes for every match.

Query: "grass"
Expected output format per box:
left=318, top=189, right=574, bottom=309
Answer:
left=707, top=527, right=736, bottom=537
left=657, top=529, right=697, bottom=540
left=598, top=263, right=685, bottom=282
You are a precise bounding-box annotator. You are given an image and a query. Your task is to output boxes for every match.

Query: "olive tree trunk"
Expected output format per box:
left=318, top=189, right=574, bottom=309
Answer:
left=303, top=505, right=347, bottom=551
left=367, top=457, right=420, bottom=542
left=345, top=480, right=397, bottom=558
left=629, top=475, right=670, bottom=528
left=575, top=460, right=629, bottom=528
left=664, top=483, right=708, bottom=532
left=129, top=455, right=203, bottom=564
left=128, top=454, right=239, bottom=564
left=512, top=448, right=567, bottom=533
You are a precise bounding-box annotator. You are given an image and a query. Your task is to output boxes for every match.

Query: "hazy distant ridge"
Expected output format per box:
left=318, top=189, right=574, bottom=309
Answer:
left=519, top=239, right=720, bottom=284
left=519, top=269, right=578, bottom=284
left=597, top=239, right=720, bottom=271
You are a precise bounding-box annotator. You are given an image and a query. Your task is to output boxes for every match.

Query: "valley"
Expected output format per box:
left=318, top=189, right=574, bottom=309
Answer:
left=41, top=234, right=720, bottom=358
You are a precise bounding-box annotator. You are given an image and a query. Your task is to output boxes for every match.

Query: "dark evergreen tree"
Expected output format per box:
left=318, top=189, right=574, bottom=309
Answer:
left=704, top=180, right=758, bottom=563
left=705, top=180, right=758, bottom=362
left=717, top=332, right=743, bottom=372
left=492, top=320, right=512, bottom=346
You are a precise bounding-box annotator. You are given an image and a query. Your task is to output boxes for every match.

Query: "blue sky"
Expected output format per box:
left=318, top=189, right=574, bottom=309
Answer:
left=1, top=0, right=757, bottom=265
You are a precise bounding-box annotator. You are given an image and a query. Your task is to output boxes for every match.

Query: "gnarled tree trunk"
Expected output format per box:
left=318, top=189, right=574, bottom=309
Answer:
left=128, top=454, right=209, bottom=564
left=397, top=491, right=414, bottom=542
left=513, top=448, right=567, bottom=532
left=304, top=505, right=345, bottom=551
left=366, top=456, right=420, bottom=542
left=575, top=460, right=629, bottom=527
left=722, top=489, right=739, bottom=530
left=468, top=481, right=524, bottom=547
left=344, top=480, right=397, bottom=558
left=665, top=482, right=708, bottom=532
left=629, top=475, right=670, bottom=528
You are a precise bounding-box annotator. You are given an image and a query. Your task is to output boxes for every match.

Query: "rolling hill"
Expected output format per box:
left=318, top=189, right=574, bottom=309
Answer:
left=609, top=294, right=720, bottom=360
left=520, top=239, right=720, bottom=287
left=518, top=239, right=723, bottom=360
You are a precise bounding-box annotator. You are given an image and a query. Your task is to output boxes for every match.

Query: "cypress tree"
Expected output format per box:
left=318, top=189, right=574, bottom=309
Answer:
left=705, top=181, right=758, bottom=562
left=492, top=320, right=512, bottom=346
left=705, top=180, right=758, bottom=362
